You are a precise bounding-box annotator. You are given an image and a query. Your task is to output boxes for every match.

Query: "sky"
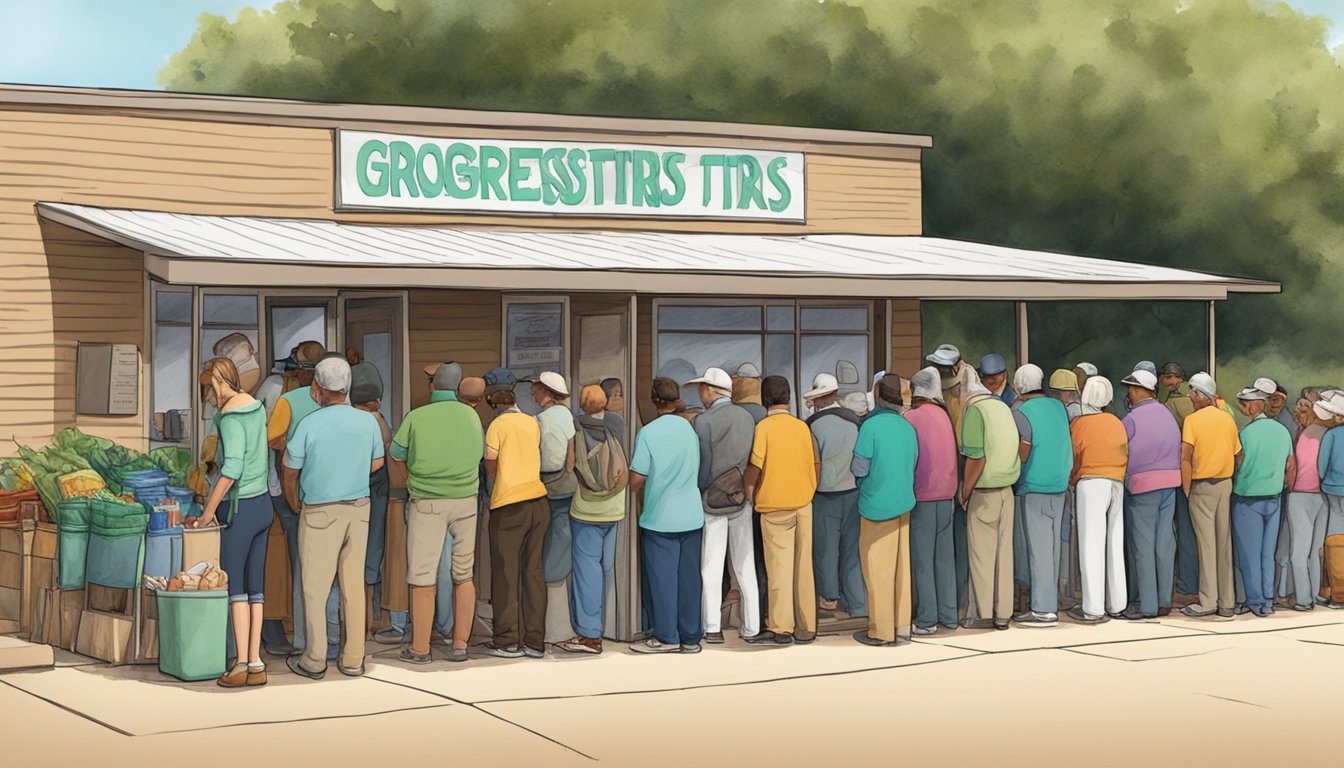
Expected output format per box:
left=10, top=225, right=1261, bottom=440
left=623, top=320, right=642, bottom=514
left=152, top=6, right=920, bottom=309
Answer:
left=0, top=0, right=1341, bottom=91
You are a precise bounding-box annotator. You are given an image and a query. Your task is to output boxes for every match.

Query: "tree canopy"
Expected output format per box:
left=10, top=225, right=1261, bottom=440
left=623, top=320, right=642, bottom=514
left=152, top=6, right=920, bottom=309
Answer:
left=161, top=0, right=1344, bottom=390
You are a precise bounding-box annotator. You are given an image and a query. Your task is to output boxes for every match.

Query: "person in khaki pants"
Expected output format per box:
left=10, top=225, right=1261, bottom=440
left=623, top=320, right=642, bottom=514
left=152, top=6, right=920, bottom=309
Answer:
left=851, top=375, right=920, bottom=646
left=1180, top=372, right=1244, bottom=619
left=958, top=369, right=1022, bottom=630
left=281, top=357, right=386, bottom=679
left=743, top=376, right=820, bottom=645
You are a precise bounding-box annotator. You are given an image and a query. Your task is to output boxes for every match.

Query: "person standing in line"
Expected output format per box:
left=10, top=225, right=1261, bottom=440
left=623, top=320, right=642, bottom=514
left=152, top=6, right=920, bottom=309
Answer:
left=530, top=372, right=579, bottom=645
left=979, top=353, right=1016, bottom=407
left=1157, top=363, right=1200, bottom=600
left=282, top=357, right=385, bottom=679
left=256, top=348, right=297, bottom=657
left=599, top=378, right=628, bottom=437
left=1049, top=369, right=1083, bottom=422
left=927, top=344, right=970, bottom=616
left=483, top=385, right=551, bottom=658
left=1009, top=364, right=1072, bottom=628
left=629, top=377, right=705, bottom=654
left=959, top=369, right=1021, bottom=630
left=1230, top=380, right=1295, bottom=618
left=349, top=361, right=394, bottom=643
left=731, top=363, right=769, bottom=424
left=191, top=357, right=271, bottom=688
left=744, top=376, right=821, bottom=645
left=1116, top=368, right=1182, bottom=620
left=1068, top=378, right=1129, bottom=624
left=1286, top=396, right=1341, bottom=610
left=1180, top=372, right=1243, bottom=620
left=804, top=373, right=868, bottom=620
left=905, top=368, right=959, bottom=635
left=389, top=363, right=484, bottom=664
left=1316, top=394, right=1344, bottom=609
left=687, top=367, right=762, bottom=644
left=1047, top=367, right=1083, bottom=605
left=1267, top=382, right=1298, bottom=607
left=1073, top=363, right=1097, bottom=395
left=851, top=375, right=919, bottom=646
left=556, top=385, right=629, bottom=655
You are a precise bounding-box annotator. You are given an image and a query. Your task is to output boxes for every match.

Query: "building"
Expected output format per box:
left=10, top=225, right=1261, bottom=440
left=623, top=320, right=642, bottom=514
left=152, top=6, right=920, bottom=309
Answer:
left=0, top=84, right=1277, bottom=638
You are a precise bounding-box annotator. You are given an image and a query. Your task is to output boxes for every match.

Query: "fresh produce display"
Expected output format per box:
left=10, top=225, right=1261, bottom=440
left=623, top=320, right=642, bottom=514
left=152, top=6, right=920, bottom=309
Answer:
left=58, top=469, right=107, bottom=498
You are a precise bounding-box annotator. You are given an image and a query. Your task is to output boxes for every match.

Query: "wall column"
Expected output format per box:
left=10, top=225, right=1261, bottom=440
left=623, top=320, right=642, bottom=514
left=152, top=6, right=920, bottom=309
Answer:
left=1014, top=301, right=1029, bottom=367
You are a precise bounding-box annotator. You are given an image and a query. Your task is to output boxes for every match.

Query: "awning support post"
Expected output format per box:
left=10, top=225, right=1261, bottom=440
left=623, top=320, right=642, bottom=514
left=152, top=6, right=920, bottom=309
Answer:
left=1014, top=301, right=1029, bottom=367
left=1207, top=300, right=1216, bottom=378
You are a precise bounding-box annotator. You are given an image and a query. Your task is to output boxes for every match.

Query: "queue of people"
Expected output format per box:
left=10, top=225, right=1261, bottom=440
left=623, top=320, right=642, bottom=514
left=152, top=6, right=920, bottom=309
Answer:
left=191, top=339, right=1344, bottom=688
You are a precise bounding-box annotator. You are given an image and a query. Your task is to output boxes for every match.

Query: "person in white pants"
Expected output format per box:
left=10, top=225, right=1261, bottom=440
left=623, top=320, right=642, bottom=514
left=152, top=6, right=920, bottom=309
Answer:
left=1068, top=377, right=1130, bottom=623
left=688, top=367, right=762, bottom=642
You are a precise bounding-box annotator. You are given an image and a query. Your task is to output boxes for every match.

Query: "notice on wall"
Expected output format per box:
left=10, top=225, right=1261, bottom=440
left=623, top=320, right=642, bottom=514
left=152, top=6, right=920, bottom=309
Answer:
left=76, top=343, right=140, bottom=416
left=506, top=303, right=564, bottom=374
left=336, top=130, right=806, bottom=221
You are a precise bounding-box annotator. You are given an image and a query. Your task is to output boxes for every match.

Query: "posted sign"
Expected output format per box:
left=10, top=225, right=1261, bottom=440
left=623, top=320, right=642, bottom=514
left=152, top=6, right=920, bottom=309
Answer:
left=337, top=130, right=805, bottom=221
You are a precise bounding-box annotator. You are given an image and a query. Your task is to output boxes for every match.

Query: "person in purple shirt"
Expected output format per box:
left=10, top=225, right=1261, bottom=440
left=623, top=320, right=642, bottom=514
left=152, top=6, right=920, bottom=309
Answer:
left=904, top=367, right=960, bottom=635
left=1118, top=369, right=1183, bottom=619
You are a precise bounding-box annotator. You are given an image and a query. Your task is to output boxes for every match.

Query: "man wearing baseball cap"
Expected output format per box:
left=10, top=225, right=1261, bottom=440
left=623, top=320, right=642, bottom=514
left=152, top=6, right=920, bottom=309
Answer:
left=1117, top=368, right=1183, bottom=619
left=926, top=344, right=965, bottom=435
left=979, top=354, right=1016, bottom=406
left=1049, top=369, right=1083, bottom=422
left=282, top=356, right=386, bottom=679
left=1180, top=372, right=1243, bottom=619
left=688, top=367, right=762, bottom=643
left=805, top=373, right=867, bottom=621
left=1230, top=379, right=1294, bottom=618
left=1009, top=364, right=1072, bottom=627
left=528, top=371, right=579, bottom=644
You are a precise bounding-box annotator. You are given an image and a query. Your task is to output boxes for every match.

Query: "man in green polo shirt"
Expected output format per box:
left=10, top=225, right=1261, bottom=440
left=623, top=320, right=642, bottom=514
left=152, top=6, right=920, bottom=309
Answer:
left=850, top=375, right=919, bottom=646
left=390, top=362, right=485, bottom=664
left=959, top=369, right=1022, bottom=630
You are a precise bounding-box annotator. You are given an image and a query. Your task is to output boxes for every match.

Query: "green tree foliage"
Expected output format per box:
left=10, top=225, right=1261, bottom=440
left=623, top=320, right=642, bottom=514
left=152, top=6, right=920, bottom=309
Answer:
left=161, top=0, right=1344, bottom=392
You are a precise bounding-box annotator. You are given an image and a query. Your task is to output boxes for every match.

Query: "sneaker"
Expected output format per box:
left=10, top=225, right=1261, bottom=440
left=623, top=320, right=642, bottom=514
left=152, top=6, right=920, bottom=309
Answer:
left=1213, top=609, right=1236, bottom=621
left=263, top=640, right=297, bottom=657
left=484, top=643, right=525, bottom=659
left=912, top=625, right=939, bottom=637
left=1157, top=607, right=1173, bottom=617
left=961, top=618, right=995, bottom=630
left=743, top=630, right=792, bottom=645
left=285, top=654, right=326, bottom=680
left=629, top=638, right=681, bottom=654
left=1315, top=595, right=1331, bottom=607
left=1235, top=603, right=1252, bottom=616
left=445, top=648, right=469, bottom=662
left=555, top=636, right=603, bottom=655
left=1327, top=601, right=1344, bottom=611
left=793, top=634, right=816, bottom=645
left=1251, top=606, right=1273, bottom=618
left=338, top=662, right=366, bottom=677
left=993, top=620, right=1010, bottom=631
left=398, top=647, right=432, bottom=665
left=680, top=642, right=703, bottom=653
left=1181, top=606, right=1215, bottom=618
left=372, top=629, right=405, bottom=646
left=852, top=630, right=897, bottom=647
left=1065, top=607, right=1107, bottom=624
left=1014, top=612, right=1058, bottom=628
left=1293, top=603, right=1314, bottom=612
left=523, top=646, right=545, bottom=659
left=703, top=631, right=725, bottom=645
left=818, top=598, right=840, bottom=612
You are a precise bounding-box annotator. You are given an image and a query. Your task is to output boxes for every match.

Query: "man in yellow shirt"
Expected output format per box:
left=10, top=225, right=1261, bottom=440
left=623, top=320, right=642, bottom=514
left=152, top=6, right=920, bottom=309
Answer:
left=1180, top=372, right=1244, bottom=620
left=744, top=376, right=821, bottom=645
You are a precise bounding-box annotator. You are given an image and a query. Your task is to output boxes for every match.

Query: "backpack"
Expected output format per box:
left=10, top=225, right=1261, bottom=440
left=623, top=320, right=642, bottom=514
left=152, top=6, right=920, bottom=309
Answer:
left=574, top=418, right=629, bottom=500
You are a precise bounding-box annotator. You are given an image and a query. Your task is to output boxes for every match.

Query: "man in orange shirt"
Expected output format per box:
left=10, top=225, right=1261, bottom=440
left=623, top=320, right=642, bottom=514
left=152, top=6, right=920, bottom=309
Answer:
left=744, top=376, right=821, bottom=645
left=1180, top=372, right=1244, bottom=619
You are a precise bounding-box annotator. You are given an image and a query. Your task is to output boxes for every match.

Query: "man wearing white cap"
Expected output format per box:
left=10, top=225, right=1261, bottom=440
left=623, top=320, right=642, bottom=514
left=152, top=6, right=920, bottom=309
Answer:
left=927, top=344, right=971, bottom=615
left=688, top=367, right=762, bottom=643
left=1117, top=368, right=1182, bottom=619
left=1009, top=364, right=1072, bottom=627
left=958, top=369, right=1021, bottom=629
left=805, top=373, right=867, bottom=620
left=1230, top=380, right=1294, bottom=618
left=282, top=357, right=385, bottom=679
left=530, top=371, right=579, bottom=643
left=1179, top=372, right=1243, bottom=619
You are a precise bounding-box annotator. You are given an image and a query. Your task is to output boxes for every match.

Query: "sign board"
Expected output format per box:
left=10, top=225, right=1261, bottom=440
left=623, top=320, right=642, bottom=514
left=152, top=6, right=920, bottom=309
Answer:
left=505, top=303, right=564, bottom=372
left=76, top=343, right=139, bottom=416
left=337, top=130, right=805, bottom=221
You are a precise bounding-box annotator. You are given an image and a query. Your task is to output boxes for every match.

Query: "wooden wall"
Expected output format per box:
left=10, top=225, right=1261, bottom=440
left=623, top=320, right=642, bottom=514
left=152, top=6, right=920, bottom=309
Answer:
left=406, top=289, right=502, bottom=410
left=0, top=105, right=922, bottom=447
left=890, top=299, right=923, bottom=377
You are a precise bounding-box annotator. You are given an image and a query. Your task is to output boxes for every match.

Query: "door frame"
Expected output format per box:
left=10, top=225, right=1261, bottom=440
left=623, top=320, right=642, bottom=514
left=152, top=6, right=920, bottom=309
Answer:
left=339, top=290, right=410, bottom=422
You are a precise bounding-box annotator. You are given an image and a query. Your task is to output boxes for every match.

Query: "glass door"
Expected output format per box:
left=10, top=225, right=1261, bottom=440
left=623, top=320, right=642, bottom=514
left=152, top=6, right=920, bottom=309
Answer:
left=342, top=296, right=405, bottom=429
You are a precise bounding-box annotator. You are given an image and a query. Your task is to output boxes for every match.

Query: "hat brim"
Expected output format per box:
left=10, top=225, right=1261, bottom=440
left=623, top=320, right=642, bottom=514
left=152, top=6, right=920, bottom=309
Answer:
left=1120, top=376, right=1155, bottom=390
left=804, top=386, right=839, bottom=400
left=978, top=368, right=1006, bottom=377
left=423, top=364, right=441, bottom=378
left=926, top=355, right=959, bottom=366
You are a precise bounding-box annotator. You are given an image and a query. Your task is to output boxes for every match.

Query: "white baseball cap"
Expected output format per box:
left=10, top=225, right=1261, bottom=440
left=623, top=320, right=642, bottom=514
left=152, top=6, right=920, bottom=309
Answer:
left=1189, top=372, right=1218, bottom=399
left=926, top=344, right=961, bottom=367
left=804, top=373, right=840, bottom=400
left=910, top=367, right=943, bottom=403
left=314, top=357, right=352, bottom=394
left=1252, top=377, right=1278, bottom=397
left=1013, top=364, right=1044, bottom=394
left=529, top=371, right=569, bottom=397
left=1121, top=369, right=1158, bottom=392
left=686, top=367, right=733, bottom=391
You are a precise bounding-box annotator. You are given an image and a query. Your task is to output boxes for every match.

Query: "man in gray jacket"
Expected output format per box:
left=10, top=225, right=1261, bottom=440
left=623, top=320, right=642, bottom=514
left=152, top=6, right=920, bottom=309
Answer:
left=689, top=367, right=762, bottom=643
left=805, top=373, right=867, bottom=618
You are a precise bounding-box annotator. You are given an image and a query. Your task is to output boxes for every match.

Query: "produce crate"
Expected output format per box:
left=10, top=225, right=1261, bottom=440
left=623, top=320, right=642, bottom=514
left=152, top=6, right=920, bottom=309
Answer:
left=75, top=608, right=134, bottom=665
left=33, top=587, right=83, bottom=650
left=24, top=523, right=57, bottom=638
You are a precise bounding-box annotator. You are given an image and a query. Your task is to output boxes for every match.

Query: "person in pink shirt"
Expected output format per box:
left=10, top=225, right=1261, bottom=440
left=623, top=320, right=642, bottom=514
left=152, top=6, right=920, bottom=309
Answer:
left=904, top=367, right=959, bottom=635
left=1286, top=398, right=1341, bottom=610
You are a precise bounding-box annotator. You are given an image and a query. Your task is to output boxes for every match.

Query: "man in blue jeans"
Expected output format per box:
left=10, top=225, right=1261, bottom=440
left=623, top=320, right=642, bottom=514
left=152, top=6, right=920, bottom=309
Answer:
left=1117, top=369, right=1183, bottom=619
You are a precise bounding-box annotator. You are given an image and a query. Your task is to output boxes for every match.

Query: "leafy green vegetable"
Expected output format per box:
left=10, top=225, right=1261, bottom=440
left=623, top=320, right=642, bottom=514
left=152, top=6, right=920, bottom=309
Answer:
left=147, top=447, right=194, bottom=487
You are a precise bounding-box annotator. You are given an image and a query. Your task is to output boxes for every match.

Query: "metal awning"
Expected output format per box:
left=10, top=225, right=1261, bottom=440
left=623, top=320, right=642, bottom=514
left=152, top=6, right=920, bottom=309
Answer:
left=37, top=203, right=1279, bottom=300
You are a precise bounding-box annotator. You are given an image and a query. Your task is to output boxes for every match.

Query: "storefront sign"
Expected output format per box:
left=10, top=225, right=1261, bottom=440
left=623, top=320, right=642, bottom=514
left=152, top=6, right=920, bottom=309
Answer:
left=337, top=130, right=805, bottom=221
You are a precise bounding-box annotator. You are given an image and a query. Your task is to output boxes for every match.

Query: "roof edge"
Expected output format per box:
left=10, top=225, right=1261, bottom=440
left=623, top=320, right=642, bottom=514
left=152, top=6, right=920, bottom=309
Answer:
left=0, top=83, right=934, bottom=150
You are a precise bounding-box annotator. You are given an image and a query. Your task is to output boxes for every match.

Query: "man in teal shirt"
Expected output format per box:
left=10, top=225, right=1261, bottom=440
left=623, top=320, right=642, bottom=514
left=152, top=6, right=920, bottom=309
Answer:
left=850, top=375, right=918, bottom=646
left=282, top=357, right=385, bottom=679
left=1009, top=364, right=1072, bottom=627
left=389, top=363, right=484, bottom=664
left=1231, top=382, right=1294, bottom=617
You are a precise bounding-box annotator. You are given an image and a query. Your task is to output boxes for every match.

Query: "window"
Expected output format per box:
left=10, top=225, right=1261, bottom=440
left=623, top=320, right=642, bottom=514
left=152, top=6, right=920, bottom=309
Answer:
left=655, top=301, right=870, bottom=415
left=268, top=305, right=328, bottom=370
left=504, top=298, right=568, bottom=415
left=150, top=286, right=193, bottom=447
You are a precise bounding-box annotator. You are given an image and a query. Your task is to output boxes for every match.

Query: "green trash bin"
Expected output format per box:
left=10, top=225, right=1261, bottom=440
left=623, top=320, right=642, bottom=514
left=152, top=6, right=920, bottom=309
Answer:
left=86, top=499, right=148, bottom=589
left=56, top=498, right=92, bottom=590
left=156, top=589, right=228, bottom=682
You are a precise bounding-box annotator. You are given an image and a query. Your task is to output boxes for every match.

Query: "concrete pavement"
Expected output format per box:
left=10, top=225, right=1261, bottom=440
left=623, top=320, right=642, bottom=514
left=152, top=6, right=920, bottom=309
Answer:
left=2, top=606, right=1342, bottom=766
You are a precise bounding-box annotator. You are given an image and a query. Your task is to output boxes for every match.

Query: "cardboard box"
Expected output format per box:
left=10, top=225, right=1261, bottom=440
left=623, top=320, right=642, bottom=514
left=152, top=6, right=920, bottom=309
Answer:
left=36, top=588, right=84, bottom=650
left=75, top=609, right=134, bottom=664
left=137, top=618, right=158, bottom=663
